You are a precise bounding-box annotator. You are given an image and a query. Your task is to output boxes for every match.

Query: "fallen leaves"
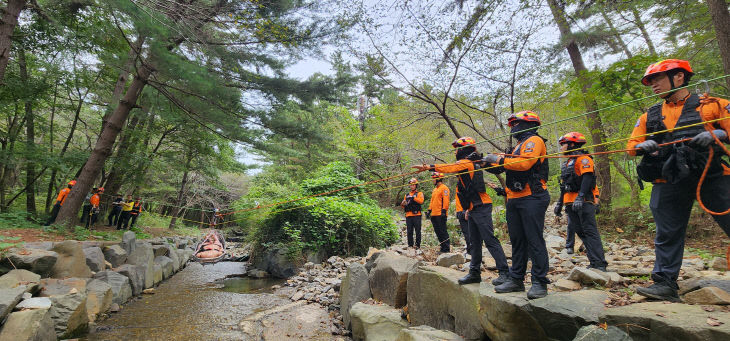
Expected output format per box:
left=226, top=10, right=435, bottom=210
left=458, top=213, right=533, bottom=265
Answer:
left=656, top=313, right=666, bottom=318
left=707, top=317, right=724, bottom=327
left=702, top=306, right=716, bottom=312
left=598, top=322, right=608, bottom=330
left=616, top=228, right=624, bottom=233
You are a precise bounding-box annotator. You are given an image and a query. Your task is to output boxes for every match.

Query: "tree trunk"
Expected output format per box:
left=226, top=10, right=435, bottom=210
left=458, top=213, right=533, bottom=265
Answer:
left=54, top=64, right=153, bottom=226
left=101, top=113, right=142, bottom=213
left=548, top=0, right=613, bottom=208
left=18, top=47, right=36, bottom=214
left=0, top=0, right=25, bottom=83
left=101, top=37, right=144, bottom=136
left=630, top=6, right=656, bottom=56
left=169, top=153, right=192, bottom=229
left=600, top=10, right=632, bottom=58
left=45, top=86, right=83, bottom=213
left=1, top=102, right=24, bottom=211
left=706, top=0, right=730, bottom=90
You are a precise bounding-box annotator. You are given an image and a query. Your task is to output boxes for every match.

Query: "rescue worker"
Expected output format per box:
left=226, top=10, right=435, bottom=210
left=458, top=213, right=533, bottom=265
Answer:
left=401, top=178, right=425, bottom=248
left=627, top=59, right=730, bottom=301
left=116, top=194, right=134, bottom=230
left=86, top=187, right=103, bottom=229
left=80, top=188, right=94, bottom=224
left=413, top=137, right=510, bottom=285
left=427, top=172, right=451, bottom=253
left=482, top=110, right=551, bottom=299
left=129, top=197, right=143, bottom=228
left=553, top=132, right=608, bottom=271
left=108, top=194, right=123, bottom=227
left=44, top=180, right=76, bottom=226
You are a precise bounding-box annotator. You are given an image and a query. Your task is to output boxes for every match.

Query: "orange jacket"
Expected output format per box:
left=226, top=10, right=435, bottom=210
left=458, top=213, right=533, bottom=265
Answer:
left=56, top=188, right=71, bottom=206
left=402, top=191, right=425, bottom=217
left=429, top=183, right=450, bottom=216
left=626, top=95, right=730, bottom=179
left=433, top=159, right=492, bottom=210
left=562, top=155, right=600, bottom=204
left=90, top=194, right=100, bottom=208
left=502, top=135, right=548, bottom=199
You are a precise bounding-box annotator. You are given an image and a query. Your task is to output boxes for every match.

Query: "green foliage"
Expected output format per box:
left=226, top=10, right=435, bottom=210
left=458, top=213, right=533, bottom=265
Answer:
left=255, top=162, right=399, bottom=257
left=0, top=212, right=42, bottom=229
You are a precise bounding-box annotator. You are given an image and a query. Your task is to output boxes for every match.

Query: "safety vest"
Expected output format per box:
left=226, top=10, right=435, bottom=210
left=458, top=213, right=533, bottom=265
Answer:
left=505, top=136, right=549, bottom=193
left=560, top=153, right=596, bottom=199
left=456, top=163, right=487, bottom=209
left=131, top=201, right=142, bottom=215
left=403, top=192, right=422, bottom=214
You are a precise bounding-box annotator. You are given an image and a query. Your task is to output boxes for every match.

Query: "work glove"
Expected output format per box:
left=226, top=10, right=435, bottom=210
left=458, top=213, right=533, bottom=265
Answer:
left=635, top=140, right=659, bottom=154
left=481, top=153, right=501, bottom=165
left=553, top=202, right=563, bottom=217
left=456, top=211, right=465, bottom=220
left=572, top=194, right=585, bottom=212
left=425, top=210, right=431, bottom=219
left=595, top=203, right=601, bottom=215
left=691, top=129, right=728, bottom=147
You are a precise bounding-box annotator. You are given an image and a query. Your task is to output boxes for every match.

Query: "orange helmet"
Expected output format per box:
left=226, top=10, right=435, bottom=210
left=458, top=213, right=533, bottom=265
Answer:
left=97, top=187, right=104, bottom=192
left=68, top=180, right=77, bottom=186
left=558, top=132, right=587, bottom=145
left=641, top=59, right=693, bottom=86
left=408, top=178, right=418, bottom=184
left=507, top=111, right=541, bottom=127
left=431, top=172, right=444, bottom=180
left=452, top=136, right=476, bottom=148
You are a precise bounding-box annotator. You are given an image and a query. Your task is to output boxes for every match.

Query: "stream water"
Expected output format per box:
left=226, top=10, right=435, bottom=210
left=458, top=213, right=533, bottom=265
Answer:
left=84, top=262, right=287, bottom=340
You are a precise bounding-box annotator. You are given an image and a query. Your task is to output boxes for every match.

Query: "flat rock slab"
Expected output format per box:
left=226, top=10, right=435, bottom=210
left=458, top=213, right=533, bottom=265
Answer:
left=369, top=252, right=419, bottom=308
left=0, top=286, right=27, bottom=321
left=600, top=302, right=730, bottom=341
left=436, top=253, right=465, bottom=268
left=683, top=287, right=730, bottom=305
left=0, top=307, right=56, bottom=341
left=573, top=325, right=632, bottom=341
left=350, top=302, right=409, bottom=341
left=259, top=302, right=336, bottom=340
left=15, top=297, right=52, bottom=310
left=93, top=271, right=132, bottom=305
left=51, top=241, right=92, bottom=279
left=0, top=248, right=58, bottom=277
left=396, top=325, right=464, bottom=341
left=0, top=269, right=41, bottom=290
left=83, top=247, right=106, bottom=273
left=102, top=245, right=127, bottom=268
left=478, top=284, right=546, bottom=341
left=529, top=290, right=609, bottom=340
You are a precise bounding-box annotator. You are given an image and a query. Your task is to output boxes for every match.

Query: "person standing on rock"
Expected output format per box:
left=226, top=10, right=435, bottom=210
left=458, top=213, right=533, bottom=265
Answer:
left=481, top=111, right=551, bottom=299
left=401, top=178, right=425, bottom=249
left=412, top=137, right=510, bottom=286
left=44, top=180, right=76, bottom=226
left=627, top=59, right=730, bottom=301
left=427, top=172, right=451, bottom=253
left=554, top=132, right=607, bottom=271
left=86, top=187, right=103, bottom=229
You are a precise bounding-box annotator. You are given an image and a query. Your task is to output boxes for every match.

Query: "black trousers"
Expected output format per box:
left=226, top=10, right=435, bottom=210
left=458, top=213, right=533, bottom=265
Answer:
left=650, top=175, right=730, bottom=285
left=457, top=212, right=472, bottom=255
left=80, top=205, right=92, bottom=224
left=566, top=216, right=575, bottom=251
left=406, top=215, right=422, bottom=247
left=85, top=211, right=98, bottom=229
left=117, top=211, right=132, bottom=230
left=566, top=203, right=607, bottom=268
left=467, top=204, right=509, bottom=273
left=506, top=191, right=551, bottom=284
left=430, top=215, right=450, bottom=252
left=44, top=203, right=61, bottom=226
left=130, top=214, right=139, bottom=228
left=108, top=208, right=121, bottom=226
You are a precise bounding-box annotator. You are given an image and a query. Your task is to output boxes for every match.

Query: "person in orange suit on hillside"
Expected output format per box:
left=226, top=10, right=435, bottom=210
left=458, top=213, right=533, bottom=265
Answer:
left=45, top=180, right=76, bottom=226
left=86, top=187, right=103, bottom=229
left=626, top=59, right=730, bottom=301
left=427, top=172, right=451, bottom=253
left=401, top=178, right=425, bottom=249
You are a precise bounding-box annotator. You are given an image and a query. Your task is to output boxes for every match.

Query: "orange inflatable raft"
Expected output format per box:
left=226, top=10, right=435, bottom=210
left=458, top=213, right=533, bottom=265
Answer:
left=195, top=230, right=226, bottom=263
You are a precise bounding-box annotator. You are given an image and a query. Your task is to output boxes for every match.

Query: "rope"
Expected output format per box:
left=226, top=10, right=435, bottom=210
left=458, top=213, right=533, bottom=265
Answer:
left=696, top=130, right=730, bottom=216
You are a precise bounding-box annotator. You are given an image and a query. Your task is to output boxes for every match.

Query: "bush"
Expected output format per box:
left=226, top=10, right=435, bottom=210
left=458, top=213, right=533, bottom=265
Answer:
left=255, top=162, right=399, bottom=257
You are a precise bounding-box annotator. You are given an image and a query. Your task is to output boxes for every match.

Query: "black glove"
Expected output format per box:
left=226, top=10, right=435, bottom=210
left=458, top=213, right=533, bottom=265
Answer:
left=595, top=203, right=601, bottom=215
left=425, top=210, right=431, bottom=219
left=482, top=153, right=500, bottom=164
left=691, top=129, right=728, bottom=147
left=456, top=211, right=465, bottom=220
left=635, top=140, right=659, bottom=154
left=494, top=186, right=506, bottom=197
left=572, top=194, right=585, bottom=212
left=553, top=202, right=563, bottom=217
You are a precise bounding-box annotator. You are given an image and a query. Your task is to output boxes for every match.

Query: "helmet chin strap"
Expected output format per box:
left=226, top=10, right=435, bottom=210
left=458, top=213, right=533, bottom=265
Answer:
left=661, top=71, right=681, bottom=100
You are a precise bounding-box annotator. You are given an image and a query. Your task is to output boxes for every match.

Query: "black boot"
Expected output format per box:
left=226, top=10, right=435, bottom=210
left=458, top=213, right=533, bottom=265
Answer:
left=588, top=264, right=607, bottom=272
left=636, top=281, right=680, bottom=302
left=458, top=270, right=481, bottom=285
left=527, top=282, right=548, bottom=299
left=491, top=273, right=510, bottom=286
left=494, top=277, right=525, bottom=293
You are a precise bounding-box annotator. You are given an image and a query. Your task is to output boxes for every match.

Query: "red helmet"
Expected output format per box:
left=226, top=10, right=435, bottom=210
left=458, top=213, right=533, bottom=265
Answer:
left=452, top=137, right=476, bottom=148
left=507, top=111, right=541, bottom=127
left=408, top=178, right=418, bottom=184
left=641, top=59, right=693, bottom=86
left=558, top=132, right=587, bottom=145
left=68, top=180, right=77, bottom=186
left=431, top=172, right=444, bottom=180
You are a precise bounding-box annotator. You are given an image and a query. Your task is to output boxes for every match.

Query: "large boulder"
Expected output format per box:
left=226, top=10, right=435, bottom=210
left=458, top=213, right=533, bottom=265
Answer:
left=478, top=284, right=546, bottom=341
left=0, top=269, right=41, bottom=291
left=349, top=302, right=409, bottom=341
left=50, top=241, right=92, bottom=279
left=154, top=256, right=174, bottom=279
left=175, top=249, right=189, bottom=270
left=407, top=266, right=486, bottom=340
left=153, top=264, right=163, bottom=285
left=85, top=279, right=113, bottom=322
left=369, top=252, right=419, bottom=308
left=82, top=247, right=105, bottom=273
left=340, top=262, right=372, bottom=329
left=0, top=308, right=56, bottom=341
left=573, top=325, right=632, bottom=341
left=121, top=231, right=136, bottom=255
left=153, top=245, right=169, bottom=257
left=254, top=247, right=299, bottom=279
left=600, top=302, right=730, bottom=341
left=93, top=271, right=132, bottom=305
left=102, top=245, right=127, bottom=268
left=0, top=286, right=26, bottom=321
left=529, top=290, right=609, bottom=340
left=115, top=264, right=145, bottom=296
left=0, top=248, right=57, bottom=277
left=37, top=279, right=88, bottom=338
left=126, top=241, right=155, bottom=289
left=396, top=325, right=464, bottom=341
left=162, top=245, right=181, bottom=272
